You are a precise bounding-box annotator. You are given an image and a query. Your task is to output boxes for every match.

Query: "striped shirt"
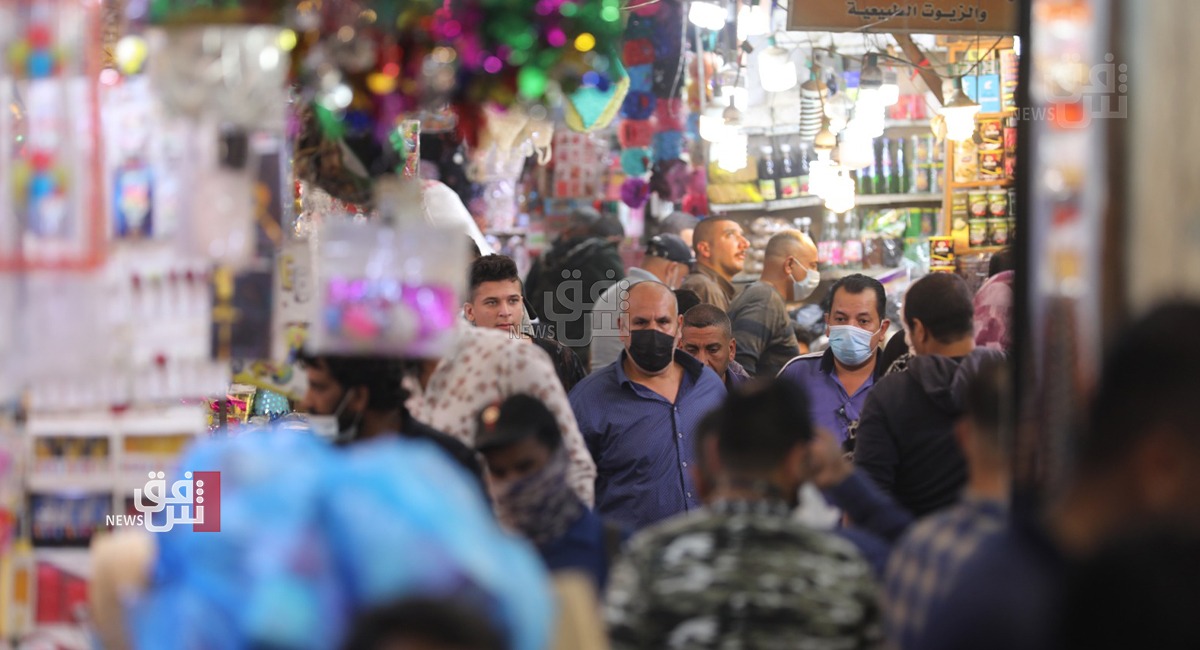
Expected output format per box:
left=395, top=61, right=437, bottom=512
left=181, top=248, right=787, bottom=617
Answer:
left=882, top=496, right=1008, bottom=650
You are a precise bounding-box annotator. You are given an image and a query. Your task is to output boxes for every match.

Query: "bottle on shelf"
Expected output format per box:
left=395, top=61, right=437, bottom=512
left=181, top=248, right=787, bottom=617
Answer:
left=777, top=143, right=802, bottom=199
left=798, top=143, right=811, bottom=195
left=875, top=138, right=890, bottom=195
left=818, top=210, right=843, bottom=272
left=860, top=152, right=877, bottom=196
left=758, top=145, right=779, bottom=202
left=888, top=139, right=903, bottom=194
left=842, top=210, right=864, bottom=271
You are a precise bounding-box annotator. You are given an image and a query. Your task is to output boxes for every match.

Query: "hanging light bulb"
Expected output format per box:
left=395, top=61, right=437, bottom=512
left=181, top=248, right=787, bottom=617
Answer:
left=941, top=76, right=982, bottom=142
left=825, top=91, right=854, bottom=134
left=824, top=167, right=857, bottom=213
left=713, top=131, right=749, bottom=172
left=813, top=118, right=838, bottom=155
left=854, top=53, right=885, bottom=137
left=808, top=153, right=835, bottom=199
left=699, top=104, right=728, bottom=142
left=880, top=69, right=900, bottom=107
left=758, top=39, right=798, bottom=93
left=689, top=0, right=727, bottom=31
left=737, top=5, right=769, bottom=40
left=838, top=119, right=875, bottom=170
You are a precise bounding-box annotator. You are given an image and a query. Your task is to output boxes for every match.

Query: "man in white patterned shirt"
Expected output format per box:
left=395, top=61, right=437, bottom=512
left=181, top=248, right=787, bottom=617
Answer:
left=403, top=322, right=597, bottom=506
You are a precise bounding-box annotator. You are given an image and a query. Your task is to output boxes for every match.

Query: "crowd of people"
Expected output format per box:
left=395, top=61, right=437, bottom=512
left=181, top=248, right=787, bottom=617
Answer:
left=210, top=209, right=1200, bottom=649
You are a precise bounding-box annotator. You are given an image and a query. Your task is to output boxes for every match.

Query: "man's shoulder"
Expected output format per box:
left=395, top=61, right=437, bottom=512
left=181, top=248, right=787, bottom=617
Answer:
left=569, top=362, right=620, bottom=400
left=777, top=351, right=827, bottom=378
left=634, top=509, right=867, bottom=561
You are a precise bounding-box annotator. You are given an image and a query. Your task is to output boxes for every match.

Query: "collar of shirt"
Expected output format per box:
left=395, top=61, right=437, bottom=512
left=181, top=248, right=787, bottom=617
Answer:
left=709, top=497, right=794, bottom=519
left=695, top=263, right=736, bottom=301
left=625, top=266, right=658, bottom=284
left=614, top=348, right=707, bottom=392
left=818, top=347, right=888, bottom=382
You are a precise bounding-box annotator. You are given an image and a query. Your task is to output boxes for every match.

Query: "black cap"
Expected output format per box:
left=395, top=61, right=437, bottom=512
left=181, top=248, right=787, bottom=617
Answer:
left=645, top=234, right=695, bottom=265
left=475, top=394, right=561, bottom=453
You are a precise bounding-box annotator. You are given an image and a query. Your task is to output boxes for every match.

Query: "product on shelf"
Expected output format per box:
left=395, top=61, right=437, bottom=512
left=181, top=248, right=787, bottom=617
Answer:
left=1004, top=117, right=1018, bottom=179
left=954, top=139, right=979, bottom=183
left=758, top=145, right=779, bottom=201
left=842, top=211, right=863, bottom=271
left=929, top=236, right=956, bottom=273
left=777, top=143, right=803, bottom=199
left=817, top=211, right=843, bottom=272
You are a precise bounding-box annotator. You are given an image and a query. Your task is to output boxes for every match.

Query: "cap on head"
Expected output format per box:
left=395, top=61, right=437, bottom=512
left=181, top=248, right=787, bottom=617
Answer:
left=474, top=394, right=562, bottom=453
left=646, top=234, right=696, bottom=265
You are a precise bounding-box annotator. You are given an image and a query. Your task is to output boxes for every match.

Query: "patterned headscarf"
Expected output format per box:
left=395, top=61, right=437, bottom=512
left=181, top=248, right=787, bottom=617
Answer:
left=493, top=449, right=585, bottom=546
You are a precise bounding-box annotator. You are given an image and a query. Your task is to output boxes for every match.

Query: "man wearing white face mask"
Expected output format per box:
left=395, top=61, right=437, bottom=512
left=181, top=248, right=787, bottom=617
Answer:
left=727, top=230, right=814, bottom=378
left=778, top=274, right=891, bottom=446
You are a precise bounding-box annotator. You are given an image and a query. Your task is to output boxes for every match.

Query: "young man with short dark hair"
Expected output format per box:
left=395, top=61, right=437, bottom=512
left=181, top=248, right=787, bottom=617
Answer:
left=465, top=254, right=586, bottom=393
left=853, top=273, right=1005, bottom=516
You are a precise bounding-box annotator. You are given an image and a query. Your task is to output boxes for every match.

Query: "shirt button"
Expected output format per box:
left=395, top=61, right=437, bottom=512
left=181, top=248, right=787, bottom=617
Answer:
left=682, top=461, right=688, bottom=467
left=677, top=433, right=683, bottom=439
left=686, top=492, right=693, bottom=498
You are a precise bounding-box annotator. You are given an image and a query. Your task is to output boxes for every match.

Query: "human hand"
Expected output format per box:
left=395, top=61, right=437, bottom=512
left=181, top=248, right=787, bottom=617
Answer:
left=808, top=427, right=854, bottom=489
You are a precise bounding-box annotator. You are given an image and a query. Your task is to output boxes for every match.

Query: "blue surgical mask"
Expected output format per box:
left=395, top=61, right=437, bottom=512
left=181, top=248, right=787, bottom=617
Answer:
left=828, top=324, right=880, bottom=366
left=791, top=266, right=821, bottom=301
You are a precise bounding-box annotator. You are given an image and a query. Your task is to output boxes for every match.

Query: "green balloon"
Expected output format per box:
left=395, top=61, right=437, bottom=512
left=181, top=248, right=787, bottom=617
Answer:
left=518, top=66, right=548, bottom=99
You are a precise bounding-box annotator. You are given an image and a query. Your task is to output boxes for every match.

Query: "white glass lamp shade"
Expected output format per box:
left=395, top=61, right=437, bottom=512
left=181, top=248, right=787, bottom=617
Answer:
left=759, top=46, right=798, bottom=93
left=825, top=91, right=854, bottom=134
left=689, top=0, right=727, bottom=31
left=838, top=120, right=874, bottom=170
left=855, top=87, right=886, bottom=138
left=737, top=5, right=769, bottom=40
left=824, top=169, right=857, bottom=213
left=714, top=132, right=749, bottom=172
left=942, top=77, right=982, bottom=142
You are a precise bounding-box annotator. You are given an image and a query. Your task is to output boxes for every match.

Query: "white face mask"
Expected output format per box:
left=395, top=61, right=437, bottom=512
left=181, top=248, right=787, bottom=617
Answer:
left=304, top=390, right=359, bottom=443
left=791, top=265, right=821, bottom=301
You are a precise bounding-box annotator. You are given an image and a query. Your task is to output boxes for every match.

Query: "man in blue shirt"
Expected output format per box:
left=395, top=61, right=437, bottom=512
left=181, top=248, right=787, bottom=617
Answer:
left=570, top=281, right=727, bottom=532
left=778, top=273, right=891, bottom=445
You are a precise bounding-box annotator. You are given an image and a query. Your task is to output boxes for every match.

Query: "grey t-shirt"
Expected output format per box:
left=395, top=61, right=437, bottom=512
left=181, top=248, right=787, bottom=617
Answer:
left=728, top=281, right=800, bottom=378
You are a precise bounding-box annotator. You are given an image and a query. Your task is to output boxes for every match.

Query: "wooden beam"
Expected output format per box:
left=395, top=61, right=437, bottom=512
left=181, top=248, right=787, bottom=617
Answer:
left=893, top=33, right=944, bottom=105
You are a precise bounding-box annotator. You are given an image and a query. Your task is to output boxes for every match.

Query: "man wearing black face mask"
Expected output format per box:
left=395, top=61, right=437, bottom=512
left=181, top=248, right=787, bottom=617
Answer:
left=296, top=353, right=486, bottom=496
left=569, top=282, right=727, bottom=532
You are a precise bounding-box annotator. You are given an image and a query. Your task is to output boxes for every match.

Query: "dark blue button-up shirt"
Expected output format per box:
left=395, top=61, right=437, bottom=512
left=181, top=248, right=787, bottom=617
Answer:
left=777, top=348, right=886, bottom=443
left=569, top=349, right=727, bottom=532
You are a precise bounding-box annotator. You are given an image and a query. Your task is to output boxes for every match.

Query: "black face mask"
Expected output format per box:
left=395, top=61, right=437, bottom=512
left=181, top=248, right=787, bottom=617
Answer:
left=628, top=329, right=676, bottom=373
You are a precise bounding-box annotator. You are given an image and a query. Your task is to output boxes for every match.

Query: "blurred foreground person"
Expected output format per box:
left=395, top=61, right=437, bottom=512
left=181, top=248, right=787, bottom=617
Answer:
left=476, top=394, right=623, bottom=592
left=606, top=380, right=880, bottom=649
left=92, top=428, right=553, bottom=650
left=882, top=359, right=1012, bottom=650
left=297, top=353, right=485, bottom=494
left=919, top=302, right=1200, bottom=650
left=342, top=597, right=506, bottom=650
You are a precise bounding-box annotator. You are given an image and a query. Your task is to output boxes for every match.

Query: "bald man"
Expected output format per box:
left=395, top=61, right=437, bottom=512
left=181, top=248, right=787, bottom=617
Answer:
left=727, top=230, right=819, bottom=378
left=568, top=282, right=727, bottom=531
left=681, top=218, right=749, bottom=311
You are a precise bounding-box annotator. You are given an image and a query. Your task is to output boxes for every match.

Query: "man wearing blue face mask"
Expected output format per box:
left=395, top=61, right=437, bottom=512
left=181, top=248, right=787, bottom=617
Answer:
left=727, top=230, right=813, bottom=378
left=778, top=274, right=891, bottom=446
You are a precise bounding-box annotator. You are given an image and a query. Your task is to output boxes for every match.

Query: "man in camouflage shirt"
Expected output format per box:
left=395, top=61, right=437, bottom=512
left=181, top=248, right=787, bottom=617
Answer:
left=606, top=380, right=882, bottom=650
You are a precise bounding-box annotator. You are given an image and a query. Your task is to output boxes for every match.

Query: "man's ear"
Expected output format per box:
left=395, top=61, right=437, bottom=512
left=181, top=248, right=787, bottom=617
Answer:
left=348, top=386, right=370, bottom=412
left=463, top=303, right=475, bottom=323
left=729, top=337, right=737, bottom=357
left=777, top=443, right=809, bottom=490
left=694, top=241, right=710, bottom=261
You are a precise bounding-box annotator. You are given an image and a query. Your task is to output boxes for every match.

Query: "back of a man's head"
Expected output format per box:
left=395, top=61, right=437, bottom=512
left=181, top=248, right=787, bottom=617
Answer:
left=1083, top=302, right=1200, bottom=472
left=675, top=289, right=702, bottom=317
left=718, top=380, right=814, bottom=475
left=903, top=273, right=975, bottom=344
left=342, top=597, right=507, bottom=650
left=964, top=358, right=1012, bottom=457
left=299, top=353, right=406, bottom=412
left=683, top=304, right=733, bottom=340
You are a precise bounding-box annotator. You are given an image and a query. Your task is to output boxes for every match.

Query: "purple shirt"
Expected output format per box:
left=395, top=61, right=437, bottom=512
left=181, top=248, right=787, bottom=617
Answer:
left=777, top=349, right=886, bottom=443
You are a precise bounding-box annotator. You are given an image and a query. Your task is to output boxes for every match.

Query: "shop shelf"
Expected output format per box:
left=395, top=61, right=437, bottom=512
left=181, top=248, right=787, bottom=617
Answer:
left=856, top=193, right=943, bottom=206
left=959, top=245, right=1010, bottom=255
left=949, top=178, right=1015, bottom=189
left=710, top=202, right=766, bottom=213
left=27, top=472, right=115, bottom=493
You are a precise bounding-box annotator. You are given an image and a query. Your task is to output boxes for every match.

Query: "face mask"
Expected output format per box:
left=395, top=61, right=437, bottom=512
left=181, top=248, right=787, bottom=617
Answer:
left=493, top=451, right=584, bottom=545
left=791, top=265, right=821, bottom=301
left=306, top=390, right=360, bottom=443
left=828, top=324, right=880, bottom=367
left=628, top=329, right=677, bottom=373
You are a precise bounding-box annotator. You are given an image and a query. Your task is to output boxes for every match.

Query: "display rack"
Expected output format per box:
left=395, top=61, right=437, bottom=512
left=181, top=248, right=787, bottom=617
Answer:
left=942, top=110, right=1018, bottom=250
